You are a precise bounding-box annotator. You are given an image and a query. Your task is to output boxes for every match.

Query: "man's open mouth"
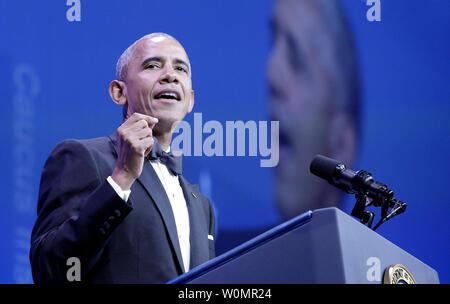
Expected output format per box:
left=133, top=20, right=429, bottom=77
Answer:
left=154, top=90, right=181, bottom=101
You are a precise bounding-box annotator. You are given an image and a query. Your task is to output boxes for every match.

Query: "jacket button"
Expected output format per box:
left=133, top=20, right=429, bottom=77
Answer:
left=103, top=222, right=111, bottom=229
left=99, top=228, right=106, bottom=235
left=114, top=209, right=121, bottom=217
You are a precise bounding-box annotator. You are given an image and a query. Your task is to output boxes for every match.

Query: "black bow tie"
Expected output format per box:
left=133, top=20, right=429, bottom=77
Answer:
left=147, top=138, right=182, bottom=176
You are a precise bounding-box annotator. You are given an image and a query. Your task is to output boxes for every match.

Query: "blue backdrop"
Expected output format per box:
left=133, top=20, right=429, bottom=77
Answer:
left=0, top=0, right=448, bottom=283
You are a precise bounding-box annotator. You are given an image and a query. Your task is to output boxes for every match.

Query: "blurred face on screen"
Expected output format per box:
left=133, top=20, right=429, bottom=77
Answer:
left=267, top=0, right=353, bottom=219
left=124, top=36, right=194, bottom=135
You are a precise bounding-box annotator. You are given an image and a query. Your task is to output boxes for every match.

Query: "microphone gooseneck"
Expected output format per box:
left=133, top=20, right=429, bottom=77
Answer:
left=310, top=154, right=407, bottom=230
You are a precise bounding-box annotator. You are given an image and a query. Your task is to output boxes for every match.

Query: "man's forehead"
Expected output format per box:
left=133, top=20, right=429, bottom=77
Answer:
left=134, top=36, right=190, bottom=63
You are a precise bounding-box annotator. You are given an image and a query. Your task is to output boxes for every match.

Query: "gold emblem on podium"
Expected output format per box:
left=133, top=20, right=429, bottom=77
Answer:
left=383, top=264, right=416, bottom=284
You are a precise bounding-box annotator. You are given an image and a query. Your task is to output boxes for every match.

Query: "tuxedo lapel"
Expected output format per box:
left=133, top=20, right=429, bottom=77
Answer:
left=108, top=133, right=185, bottom=273
left=178, top=176, right=209, bottom=270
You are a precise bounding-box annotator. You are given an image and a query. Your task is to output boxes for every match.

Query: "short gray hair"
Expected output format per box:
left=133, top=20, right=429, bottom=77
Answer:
left=116, top=32, right=176, bottom=81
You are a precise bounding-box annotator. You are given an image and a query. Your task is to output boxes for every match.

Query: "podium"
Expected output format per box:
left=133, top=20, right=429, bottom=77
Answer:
left=168, top=208, right=439, bottom=284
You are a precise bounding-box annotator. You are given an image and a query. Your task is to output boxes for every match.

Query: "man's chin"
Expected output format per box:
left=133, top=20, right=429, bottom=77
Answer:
left=153, top=117, right=184, bottom=134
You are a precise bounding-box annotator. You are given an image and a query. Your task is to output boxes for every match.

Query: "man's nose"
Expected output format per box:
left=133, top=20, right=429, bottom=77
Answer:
left=267, top=37, right=294, bottom=107
left=159, top=65, right=178, bottom=84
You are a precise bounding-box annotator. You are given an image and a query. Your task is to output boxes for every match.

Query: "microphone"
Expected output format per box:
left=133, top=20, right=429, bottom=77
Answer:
left=310, top=154, right=407, bottom=230
left=309, top=154, right=393, bottom=203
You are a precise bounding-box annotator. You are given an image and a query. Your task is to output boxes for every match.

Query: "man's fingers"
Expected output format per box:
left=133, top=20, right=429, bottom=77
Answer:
left=133, top=136, right=154, bottom=157
left=126, top=112, right=158, bottom=128
left=118, top=115, right=156, bottom=139
left=135, top=127, right=153, bottom=140
left=144, top=116, right=159, bottom=129
left=129, top=119, right=152, bottom=133
left=142, top=137, right=155, bottom=157
left=113, top=113, right=157, bottom=183
left=116, top=112, right=157, bottom=157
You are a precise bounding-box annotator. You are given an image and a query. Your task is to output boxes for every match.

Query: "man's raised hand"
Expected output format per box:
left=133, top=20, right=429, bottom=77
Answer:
left=111, top=113, right=158, bottom=190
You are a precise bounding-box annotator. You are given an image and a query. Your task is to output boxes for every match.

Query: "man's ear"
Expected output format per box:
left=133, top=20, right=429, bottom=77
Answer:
left=109, top=80, right=127, bottom=106
left=187, top=89, right=195, bottom=113
left=327, top=111, right=357, bottom=169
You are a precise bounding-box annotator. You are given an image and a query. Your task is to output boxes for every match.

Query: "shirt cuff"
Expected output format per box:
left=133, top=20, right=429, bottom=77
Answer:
left=107, top=176, right=131, bottom=202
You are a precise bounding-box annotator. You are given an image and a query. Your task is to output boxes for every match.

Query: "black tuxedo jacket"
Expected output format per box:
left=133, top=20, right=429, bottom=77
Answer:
left=30, top=133, right=215, bottom=284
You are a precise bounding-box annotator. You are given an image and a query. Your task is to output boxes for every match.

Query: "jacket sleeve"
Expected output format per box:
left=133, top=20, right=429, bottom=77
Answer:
left=29, top=139, right=133, bottom=284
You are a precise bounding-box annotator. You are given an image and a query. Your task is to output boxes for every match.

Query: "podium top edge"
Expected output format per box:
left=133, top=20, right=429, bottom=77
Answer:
left=167, top=210, right=313, bottom=284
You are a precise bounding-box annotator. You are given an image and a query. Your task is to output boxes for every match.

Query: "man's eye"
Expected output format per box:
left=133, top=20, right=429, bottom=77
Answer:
left=176, top=66, right=187, bottom=73
left=146, top=63, right=159, bottom=69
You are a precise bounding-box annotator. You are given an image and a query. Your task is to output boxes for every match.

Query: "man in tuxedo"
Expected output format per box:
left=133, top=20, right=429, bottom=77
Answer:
left=30, top=33, right=216, bottom=284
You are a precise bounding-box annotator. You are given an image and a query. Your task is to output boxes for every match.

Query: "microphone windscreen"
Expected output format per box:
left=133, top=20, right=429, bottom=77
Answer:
left=309, top=154, right=340, bottom=182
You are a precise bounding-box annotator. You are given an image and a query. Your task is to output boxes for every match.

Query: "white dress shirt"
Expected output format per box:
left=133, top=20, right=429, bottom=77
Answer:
left=107, top=147, right=191, bottom=273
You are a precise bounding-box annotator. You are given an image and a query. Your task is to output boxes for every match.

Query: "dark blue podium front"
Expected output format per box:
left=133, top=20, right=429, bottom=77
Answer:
left=168, top=208, right=439, bottom=284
